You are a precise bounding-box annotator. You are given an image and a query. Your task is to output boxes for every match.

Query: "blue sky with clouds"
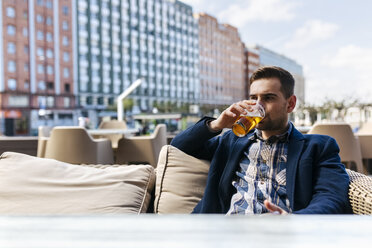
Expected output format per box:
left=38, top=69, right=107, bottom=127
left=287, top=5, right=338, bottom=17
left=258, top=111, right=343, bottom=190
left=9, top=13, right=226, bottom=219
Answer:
left=182, top=0, right=372, bottom=105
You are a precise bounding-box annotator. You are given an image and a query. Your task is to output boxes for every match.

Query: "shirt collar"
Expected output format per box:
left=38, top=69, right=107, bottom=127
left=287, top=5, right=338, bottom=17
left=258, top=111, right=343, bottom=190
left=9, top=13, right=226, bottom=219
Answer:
left=249, top=122, right=293, bottom=144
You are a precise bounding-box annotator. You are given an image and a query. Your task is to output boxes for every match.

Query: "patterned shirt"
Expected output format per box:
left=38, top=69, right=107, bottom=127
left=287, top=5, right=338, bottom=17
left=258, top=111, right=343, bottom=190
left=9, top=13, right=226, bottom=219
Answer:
left=226, top=123, right=293, bottom=215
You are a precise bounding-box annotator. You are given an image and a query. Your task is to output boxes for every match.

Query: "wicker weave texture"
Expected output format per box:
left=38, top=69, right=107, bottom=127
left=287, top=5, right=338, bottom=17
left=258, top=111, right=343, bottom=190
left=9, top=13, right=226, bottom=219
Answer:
left=346, top=169, right=372, bottom=215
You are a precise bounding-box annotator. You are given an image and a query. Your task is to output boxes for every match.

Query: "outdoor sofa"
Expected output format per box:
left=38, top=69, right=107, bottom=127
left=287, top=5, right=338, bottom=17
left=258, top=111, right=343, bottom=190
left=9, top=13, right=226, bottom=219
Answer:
left=0, top=145, right=371, bottom=214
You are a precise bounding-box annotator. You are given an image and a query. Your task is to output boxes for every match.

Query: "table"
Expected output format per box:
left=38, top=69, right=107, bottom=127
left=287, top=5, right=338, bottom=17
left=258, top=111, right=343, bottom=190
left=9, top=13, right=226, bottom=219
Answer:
left=87, top=128, right=138, bottom=137
left=0, top=215, right=371, bottom=248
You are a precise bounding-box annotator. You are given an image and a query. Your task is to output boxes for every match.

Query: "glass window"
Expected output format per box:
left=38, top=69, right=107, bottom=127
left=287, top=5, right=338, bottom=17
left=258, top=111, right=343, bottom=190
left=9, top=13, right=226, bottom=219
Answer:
left=37, top=47, right=44, bottom=57
left=23, top=27, right=28, bottom=37
left=37, top=30, right=44, bottom=40
left=6, top=7, right=16, bottom=18
left=24, top=81, right=29, bottom=89
left=46, top=32, right=53, bottom=42
left=38, top=81, right=46, bottom=90
left=62, top=6, right=69, bottom=15
left=64, top=84, right=71, bottom=93
left=62, top=21, right=69, bottom=30
left=62, top=36, right=69, bottom=46
left=7, top=42, right=16, bottom=54
left=8, top=61, right=16, bottom=72
left=24, top=63, right=29, bottom=72
left=37, top=0, right=44, bottom=6
left=63, top=52, right=70, bottom=62
left=63, top=97, right=70, bottom=107
left=24, top=45, right=29, bottom=54
left=45, top=0, right=52, bottom=8
left=47, top=65, right=54, bottom=75
left=36, top=14, right=44, bottom=23
left=46, top=16, right=52, bottom=25
left=46, top=49, right=53, bottom=58
left=8, top=79, right=17, bottom=90
left=63, top=68, right=70, bottom=78
left=37, top=64, right=44, bottom=74
left=7, top=25, right=16, bottom=36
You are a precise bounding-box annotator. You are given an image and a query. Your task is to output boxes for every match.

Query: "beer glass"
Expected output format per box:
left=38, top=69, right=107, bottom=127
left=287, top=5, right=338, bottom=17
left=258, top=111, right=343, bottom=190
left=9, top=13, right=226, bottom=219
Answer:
left=232, top=102, right=265, bottom=137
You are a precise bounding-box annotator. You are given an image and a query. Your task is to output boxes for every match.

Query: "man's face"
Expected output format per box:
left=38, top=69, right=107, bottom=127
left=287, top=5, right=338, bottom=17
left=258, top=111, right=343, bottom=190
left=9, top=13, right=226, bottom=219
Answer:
left=249, top=77, right=295, bottom=132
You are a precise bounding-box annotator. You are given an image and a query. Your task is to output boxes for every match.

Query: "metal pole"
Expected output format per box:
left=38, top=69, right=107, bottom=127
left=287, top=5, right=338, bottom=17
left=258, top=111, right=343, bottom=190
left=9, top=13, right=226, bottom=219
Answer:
left=117, top=78, right=144, bottom=121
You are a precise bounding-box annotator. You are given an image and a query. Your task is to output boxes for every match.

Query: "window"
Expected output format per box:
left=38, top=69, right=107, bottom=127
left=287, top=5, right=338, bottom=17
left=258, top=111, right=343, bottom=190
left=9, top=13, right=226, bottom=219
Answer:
left=64, top=83, right=70, bottom=93
left=23, top=27, right=28, bottom=37
left=36, top=14, right=44, bottom=23
left=63, top=52, right=70, bottom=62
left=62, top=36, right=69, bottom=46
left=37, top=47, right=44, bottom=57
left=23, top=11, right=28, bottom=19
left=62, top=6, right=69, bottom=15
left=24, top=81, right=29, bottom=89
left=63, top=68, right=70, bottom=78
left=47, top=65, right=54, bottom=75
left=37, top=0, right=44, bottom=6
left=46, top=32, right=53, bottom=42
left=24, top=45, right=29, bottom=54
left=7, top=42, right=16, bottom=54
left=8, top=61, right=16, bottom=73
left=8, top=79, right=17, bottom=90
left=46, top=16, right=52, bottom=25
left=46, top=49, right=53, bottom=58
left=6, top=7, right=16, bottom=18
left=38, top=81, right=46, bottom=90
left=24, top=63, right=29, bottom=72
left=62, top=21, right=69, bottom=30
left=47, top=82, right=54, bottom=90
left=37, top=30, right=44, bottom=40
left=45, top=0, right=52, bottom=8
left=63, top=97, right=70, bottom=107
left=7, top=25, right=16, bottom=36
left=38, top=64, right=44, bottom=74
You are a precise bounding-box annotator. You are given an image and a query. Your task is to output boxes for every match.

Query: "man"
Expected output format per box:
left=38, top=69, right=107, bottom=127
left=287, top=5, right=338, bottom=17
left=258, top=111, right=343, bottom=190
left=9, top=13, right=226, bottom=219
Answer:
left=171, top=66, right=351, bottom=214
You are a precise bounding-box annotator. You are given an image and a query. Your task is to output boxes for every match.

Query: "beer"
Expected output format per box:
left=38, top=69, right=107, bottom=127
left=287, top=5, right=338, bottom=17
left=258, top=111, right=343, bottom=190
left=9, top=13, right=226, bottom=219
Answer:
left=232, top=116, right=263, bottom=137
left=232, top=102, right=265, bottom=137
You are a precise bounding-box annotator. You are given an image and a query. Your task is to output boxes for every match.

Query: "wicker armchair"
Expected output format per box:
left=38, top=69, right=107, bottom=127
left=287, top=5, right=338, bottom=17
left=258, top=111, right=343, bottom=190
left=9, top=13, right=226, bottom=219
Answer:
left=347, top=169, right=372, bottom=214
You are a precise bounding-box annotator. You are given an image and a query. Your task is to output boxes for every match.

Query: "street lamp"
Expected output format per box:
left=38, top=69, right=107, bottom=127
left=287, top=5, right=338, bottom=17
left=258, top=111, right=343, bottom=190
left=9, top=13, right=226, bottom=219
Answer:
left=117, top=78, right=144, bottom=121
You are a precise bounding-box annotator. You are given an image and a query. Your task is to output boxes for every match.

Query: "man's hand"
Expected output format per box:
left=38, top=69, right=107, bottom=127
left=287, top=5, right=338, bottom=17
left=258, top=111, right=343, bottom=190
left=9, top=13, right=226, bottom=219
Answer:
left=264, top=200, right=288, bottom=215
left=209, top=100, right=257, bottom=131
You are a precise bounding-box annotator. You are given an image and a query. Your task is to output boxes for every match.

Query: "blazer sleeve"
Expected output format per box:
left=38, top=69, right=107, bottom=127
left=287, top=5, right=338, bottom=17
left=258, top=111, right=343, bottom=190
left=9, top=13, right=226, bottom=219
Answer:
left=293, top=136, right=352, bottom=214
left=170, top=116, right=223, bottom=161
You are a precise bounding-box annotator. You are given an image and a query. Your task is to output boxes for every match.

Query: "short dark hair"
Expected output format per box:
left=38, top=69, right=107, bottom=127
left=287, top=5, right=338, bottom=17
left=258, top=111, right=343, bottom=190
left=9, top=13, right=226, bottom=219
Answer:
left=249, top=66, right=295, bottom=99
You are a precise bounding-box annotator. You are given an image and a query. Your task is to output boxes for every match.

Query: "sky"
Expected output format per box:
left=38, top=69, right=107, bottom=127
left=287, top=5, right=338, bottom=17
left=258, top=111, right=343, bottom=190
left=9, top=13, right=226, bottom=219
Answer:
left=182, top=0, right=372, bottom=105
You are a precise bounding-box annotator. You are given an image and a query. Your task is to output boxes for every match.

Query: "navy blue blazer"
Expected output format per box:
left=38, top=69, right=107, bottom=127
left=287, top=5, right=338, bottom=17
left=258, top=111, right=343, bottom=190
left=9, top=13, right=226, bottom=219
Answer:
left=171, top=117, right=352, bottom=214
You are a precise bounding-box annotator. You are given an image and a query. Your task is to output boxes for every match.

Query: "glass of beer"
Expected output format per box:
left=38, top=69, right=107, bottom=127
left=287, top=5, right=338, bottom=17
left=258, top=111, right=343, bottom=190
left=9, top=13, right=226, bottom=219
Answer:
left=232, top=102, right=265, bottom=137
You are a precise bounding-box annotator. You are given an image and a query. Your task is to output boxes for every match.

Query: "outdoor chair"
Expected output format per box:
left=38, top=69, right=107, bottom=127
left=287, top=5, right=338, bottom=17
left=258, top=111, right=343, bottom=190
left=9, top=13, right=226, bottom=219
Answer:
left=357, top=122, right=372, bottom=135
left=95, top=120, right=127, bottom=149
left=308, top=123, right=365, bottom=174
left=116, top=124, right=167, bottom=167
left=36, top=126, right=53, bottom=158
left=44, top=126, right=114, bottom=164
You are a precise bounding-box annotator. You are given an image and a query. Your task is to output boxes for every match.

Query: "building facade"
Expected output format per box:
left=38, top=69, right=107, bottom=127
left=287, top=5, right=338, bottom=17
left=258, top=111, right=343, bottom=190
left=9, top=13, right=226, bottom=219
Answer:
left=0, top=0, right=76, bottom=135
left=243, top=45, right=260, bottom=100
left=253, top=45, right=305, bottom=104
left=196, top=13, right=245, bottom=107
left=76, top=0, right=199, bottom=126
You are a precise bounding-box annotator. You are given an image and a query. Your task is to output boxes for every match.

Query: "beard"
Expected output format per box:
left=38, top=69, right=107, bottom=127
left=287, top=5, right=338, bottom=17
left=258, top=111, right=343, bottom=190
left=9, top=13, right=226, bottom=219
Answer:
left=256, top=114, right=288, bottom=132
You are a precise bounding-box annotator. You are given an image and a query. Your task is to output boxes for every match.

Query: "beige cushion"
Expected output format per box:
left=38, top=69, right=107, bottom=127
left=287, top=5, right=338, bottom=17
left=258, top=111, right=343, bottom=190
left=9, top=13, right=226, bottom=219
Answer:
left=0, top=152, right=155, bottom=214
left=154, top=145, right=210, bottom=213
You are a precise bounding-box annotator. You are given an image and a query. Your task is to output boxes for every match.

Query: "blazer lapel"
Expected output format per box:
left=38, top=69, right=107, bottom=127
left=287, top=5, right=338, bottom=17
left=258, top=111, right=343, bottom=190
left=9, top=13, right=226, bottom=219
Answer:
left=286, top=129, right=305, bottom=210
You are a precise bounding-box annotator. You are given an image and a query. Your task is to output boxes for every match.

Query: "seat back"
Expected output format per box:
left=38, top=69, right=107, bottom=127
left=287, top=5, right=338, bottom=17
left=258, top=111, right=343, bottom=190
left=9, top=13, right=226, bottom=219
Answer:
left=45, top=127, right=101, bottom=164
left=308, top=123, right=365, bottom=173
left=116, top=124, right=167, bottom=167
left=97, top=120, right=127, bottom=149
left=357, top=122, right=372, bottom=135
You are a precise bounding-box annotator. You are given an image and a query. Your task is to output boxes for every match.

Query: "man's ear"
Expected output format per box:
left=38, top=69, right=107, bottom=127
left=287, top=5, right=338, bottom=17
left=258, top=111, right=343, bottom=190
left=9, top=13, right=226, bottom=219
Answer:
left=287, top=95, right=297, bottom=113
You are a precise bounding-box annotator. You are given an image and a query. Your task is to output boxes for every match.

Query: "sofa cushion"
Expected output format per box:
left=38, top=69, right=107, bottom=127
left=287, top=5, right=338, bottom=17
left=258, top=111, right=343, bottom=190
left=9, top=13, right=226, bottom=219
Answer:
left=0, top=152, right=155, bottom=214
left=154, top=145, right=210, bottom=213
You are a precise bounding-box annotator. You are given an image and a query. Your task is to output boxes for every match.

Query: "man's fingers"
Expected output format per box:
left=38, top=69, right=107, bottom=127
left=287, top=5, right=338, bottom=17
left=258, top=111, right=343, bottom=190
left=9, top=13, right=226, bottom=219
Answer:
left=264, top=200, right=287, bottom=215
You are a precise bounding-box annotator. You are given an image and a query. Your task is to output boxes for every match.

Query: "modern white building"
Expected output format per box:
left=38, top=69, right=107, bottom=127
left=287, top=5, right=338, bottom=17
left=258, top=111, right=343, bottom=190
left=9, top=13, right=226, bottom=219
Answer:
left=76, top=0, right=199, bottom=124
